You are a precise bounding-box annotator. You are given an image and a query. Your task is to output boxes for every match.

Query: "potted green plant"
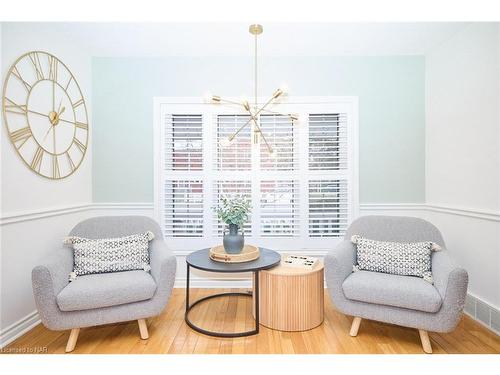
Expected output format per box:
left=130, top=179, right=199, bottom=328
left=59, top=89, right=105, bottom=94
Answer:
left=214, top=195, right=252, bottom=254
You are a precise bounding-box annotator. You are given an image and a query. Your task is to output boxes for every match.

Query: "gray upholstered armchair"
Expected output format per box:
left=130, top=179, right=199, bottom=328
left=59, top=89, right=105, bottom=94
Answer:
left=32, top=216, right=177, bottom=352
left=325, top=215, right=468, bottom=353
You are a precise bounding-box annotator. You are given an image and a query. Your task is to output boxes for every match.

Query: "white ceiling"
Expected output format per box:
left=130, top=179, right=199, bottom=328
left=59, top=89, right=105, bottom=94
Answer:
left=8, top=22, right=470, bottom=56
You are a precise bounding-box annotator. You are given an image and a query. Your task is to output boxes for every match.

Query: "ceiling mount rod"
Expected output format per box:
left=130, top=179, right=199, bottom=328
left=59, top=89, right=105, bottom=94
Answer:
left=249, top=24, right=263, bottom=108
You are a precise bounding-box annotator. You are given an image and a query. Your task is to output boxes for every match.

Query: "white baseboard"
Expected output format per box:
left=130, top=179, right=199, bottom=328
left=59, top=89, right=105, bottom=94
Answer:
left=463, top=293, right=500, bottom=335
left=0, top=311, right=40, bottom=349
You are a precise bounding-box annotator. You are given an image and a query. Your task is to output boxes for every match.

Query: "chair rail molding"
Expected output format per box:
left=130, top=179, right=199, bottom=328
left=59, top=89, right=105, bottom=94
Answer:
left=425, top=204, right=500, bottom=222
left=0, top=203, right=155, bottom=226
left=0, top=203, right=93, bottom=226
left=360, top=203, right=500, bottom=222
left=2, top=202, right=498, bottom=225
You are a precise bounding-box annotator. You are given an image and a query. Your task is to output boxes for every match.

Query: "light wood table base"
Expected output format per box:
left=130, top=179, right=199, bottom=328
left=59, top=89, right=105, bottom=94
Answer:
left=256, top=260, right=324, bottom=331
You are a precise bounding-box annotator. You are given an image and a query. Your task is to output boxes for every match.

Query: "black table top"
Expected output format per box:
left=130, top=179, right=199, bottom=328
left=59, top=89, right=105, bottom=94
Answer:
left=186, top=248, right=281, bottom=273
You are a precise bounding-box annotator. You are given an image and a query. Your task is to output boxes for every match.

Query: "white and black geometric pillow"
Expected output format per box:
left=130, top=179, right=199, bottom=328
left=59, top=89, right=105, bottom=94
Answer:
left=351, top=235, right=442, bottom=283
left=64, top=231, right=155, bottom=281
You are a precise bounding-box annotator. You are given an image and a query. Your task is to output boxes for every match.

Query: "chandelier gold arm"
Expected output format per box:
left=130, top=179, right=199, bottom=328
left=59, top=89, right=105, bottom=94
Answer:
left=258, top=107, right=299, bottom=121
left=251, top=92, right=282, bottom=119
left=240, top=104, right=271, bottom=150
left=226, top=116, right=254, bottom=142
left=215, top=94, right=297, bottom=122
left=211, top=96, right=253, bottom=111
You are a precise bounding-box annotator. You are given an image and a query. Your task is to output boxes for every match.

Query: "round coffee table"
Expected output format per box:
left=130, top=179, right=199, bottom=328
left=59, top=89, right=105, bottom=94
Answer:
left=185, top=247, right=280, bottom=338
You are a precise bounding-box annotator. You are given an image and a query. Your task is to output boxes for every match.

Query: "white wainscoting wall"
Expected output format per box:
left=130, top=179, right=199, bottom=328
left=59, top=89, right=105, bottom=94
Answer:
left=1, top=202, right=498, bottom=347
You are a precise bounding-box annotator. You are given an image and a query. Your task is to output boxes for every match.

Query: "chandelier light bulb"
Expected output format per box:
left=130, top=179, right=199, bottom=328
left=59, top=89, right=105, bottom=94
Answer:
left=203, top=91, right=213, bottom=103
left=272, top=88, right=283, bottom=99
left=253, top=130, right=260, bottom=145
left=220, top=137, right=233, bottom=148
left=279, top=83, right=289, bottom=96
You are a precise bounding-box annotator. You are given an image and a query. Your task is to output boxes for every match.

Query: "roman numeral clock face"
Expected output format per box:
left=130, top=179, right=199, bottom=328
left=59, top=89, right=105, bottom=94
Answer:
left=2, top=51, right=89, bottom=179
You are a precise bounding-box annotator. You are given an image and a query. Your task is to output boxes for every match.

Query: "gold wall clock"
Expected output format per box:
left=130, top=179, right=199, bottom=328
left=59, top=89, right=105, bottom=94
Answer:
left=2, top=51, right=89, bottom=179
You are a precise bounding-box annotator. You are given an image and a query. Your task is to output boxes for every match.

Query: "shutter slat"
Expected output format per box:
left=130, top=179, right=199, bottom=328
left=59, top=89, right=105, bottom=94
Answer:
left=165, top=114, right=203, bottom=171
left=161, top=107, right=352, bottom=241
left=309, top=113, right=347, bottom=171
left=260, top=114, right=296, bottom=171
left=214, top=115, right=252, bottom=171
left=308, top=179, right=348, bottom=238
left=164, top=180, right=204, bottom=237
left=260, top=180, right=300, bottom=237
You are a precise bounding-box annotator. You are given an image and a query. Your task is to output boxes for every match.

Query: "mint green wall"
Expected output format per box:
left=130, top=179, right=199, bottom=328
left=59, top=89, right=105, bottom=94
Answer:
left=92, top=56, right=425, bottom=203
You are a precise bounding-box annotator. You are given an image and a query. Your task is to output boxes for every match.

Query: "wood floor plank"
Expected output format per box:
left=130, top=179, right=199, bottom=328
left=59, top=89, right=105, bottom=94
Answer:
left=4, top=288, right=499, bottom=354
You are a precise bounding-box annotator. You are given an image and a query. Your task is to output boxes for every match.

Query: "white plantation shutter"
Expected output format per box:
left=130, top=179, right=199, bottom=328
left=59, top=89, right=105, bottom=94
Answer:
left=260, top=180, right=300, bottom=237
left=259, top=114, right=296, bottom=170
left=164, top=180, right=204, bottom=237
left=308, top=180, right=349, bottom=237
left=157, top=98, right=357, bottom=249
left=164, top=114, right=203, bottom=171
left=214, top=114, right=252, bottom=170
left=309, top=113, right=348, bottom=170
left=213, top=180, right=252, bottom=236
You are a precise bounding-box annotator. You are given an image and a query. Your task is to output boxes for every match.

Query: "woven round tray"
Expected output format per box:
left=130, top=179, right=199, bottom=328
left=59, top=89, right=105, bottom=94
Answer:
left=209, top=244, right=260, bottom=263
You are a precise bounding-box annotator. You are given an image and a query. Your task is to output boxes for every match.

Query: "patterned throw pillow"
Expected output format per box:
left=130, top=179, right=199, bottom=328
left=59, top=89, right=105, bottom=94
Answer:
left=351, top=235, right=442, bottom=283
left=64, top=231, right=155, bottom=281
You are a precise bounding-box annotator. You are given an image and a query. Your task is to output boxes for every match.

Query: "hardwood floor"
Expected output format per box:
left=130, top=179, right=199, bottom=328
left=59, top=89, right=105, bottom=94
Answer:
left=4, top=288, right=500, bottom=354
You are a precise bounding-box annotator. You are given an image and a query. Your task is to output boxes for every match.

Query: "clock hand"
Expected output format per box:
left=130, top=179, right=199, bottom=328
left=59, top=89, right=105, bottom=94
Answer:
left=57, top=118, right=75, bottom=125
left=28, top=109, right=79, bottom=130
left=29, top=106, right=67, bottom=122
left=28, top=109, right=51, bottom=118
left=43, top=124, right=54, bottom=141
left=52, top=80, right=55, bottom=112
left=57, top=98, right=64, bottom=114
left=53, top=121, right=57, bottom=154
left=58, top=106, right=66, bottom=116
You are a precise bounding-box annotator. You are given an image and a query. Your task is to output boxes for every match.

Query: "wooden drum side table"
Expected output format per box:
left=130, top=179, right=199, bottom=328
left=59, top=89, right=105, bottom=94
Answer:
left=256, top=259, right=324, bottom=331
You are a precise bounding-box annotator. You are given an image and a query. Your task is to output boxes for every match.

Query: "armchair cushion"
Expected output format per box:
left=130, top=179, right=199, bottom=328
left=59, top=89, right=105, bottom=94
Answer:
left=342, top=270, right=442, bottom=313
left=56, top=270, right=157, bottom=312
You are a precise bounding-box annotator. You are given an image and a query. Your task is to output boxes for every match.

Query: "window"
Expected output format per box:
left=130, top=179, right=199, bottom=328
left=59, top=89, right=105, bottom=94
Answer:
left=154, top=97, right=358, bottom=251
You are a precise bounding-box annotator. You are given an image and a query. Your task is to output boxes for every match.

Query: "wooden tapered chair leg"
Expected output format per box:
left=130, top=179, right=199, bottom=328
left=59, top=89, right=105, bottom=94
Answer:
left=138, top=319, right=149, bottom=339
left=418, top=329, right=433, bottom=353
left=65, top=328, right=80, bottom=353
left=350, top=317, right=362, bottom=337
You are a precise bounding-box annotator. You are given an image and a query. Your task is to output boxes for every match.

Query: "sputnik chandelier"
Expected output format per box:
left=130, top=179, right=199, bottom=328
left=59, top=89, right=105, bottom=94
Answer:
left=205, top=24, right=298, bottom=156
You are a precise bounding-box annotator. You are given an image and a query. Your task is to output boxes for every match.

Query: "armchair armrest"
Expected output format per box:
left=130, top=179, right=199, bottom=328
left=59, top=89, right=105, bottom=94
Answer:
left=149, top=239, right=177, bottom=287
left=324, top=240, right=356, bottom=285
left=432, top=250, right=468, bottom=310
left=324, top=240, right=356, bottom=310
left=32, top=247, right=73, bottom=329
left=32, top=246, right=73, bottom=296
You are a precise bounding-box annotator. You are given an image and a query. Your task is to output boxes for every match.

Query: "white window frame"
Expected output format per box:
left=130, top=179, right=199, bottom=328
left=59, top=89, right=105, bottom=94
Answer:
left=153, top=96, right=359, bottom=253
